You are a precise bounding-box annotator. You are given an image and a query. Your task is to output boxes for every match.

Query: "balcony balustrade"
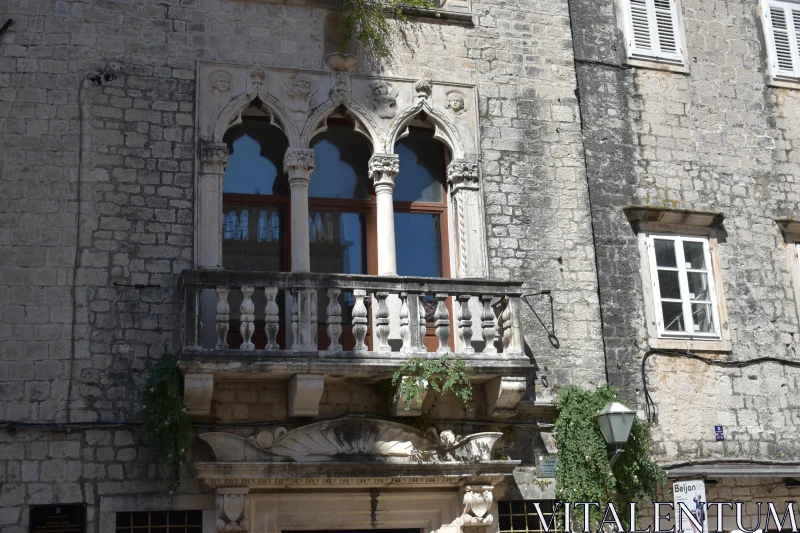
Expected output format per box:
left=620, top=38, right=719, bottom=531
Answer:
left=177, top=270, right=530, bottom=418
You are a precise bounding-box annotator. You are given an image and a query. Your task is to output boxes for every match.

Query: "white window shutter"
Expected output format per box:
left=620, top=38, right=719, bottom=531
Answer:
left=625, top=0, right=683, bottom=64
left=764, top=1, right=800, bottom=80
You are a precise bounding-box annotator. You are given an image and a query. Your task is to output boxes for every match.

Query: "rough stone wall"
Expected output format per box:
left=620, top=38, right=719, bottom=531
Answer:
left=569, top=0, right=800, bottom=462
left=0, top=0, right=602, bottom=530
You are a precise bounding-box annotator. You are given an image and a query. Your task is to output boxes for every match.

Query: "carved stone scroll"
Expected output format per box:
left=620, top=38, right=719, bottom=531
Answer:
left=484, top=376, right=526, bottom=418
left=288, top=374, right=325, bottom=417
left=184, top=373, right=214, bottom=417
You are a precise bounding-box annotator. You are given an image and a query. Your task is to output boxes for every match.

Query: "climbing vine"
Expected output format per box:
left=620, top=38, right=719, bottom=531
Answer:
left=142, top=352, right=191, bottom=494
left=554, top=385, right=665, bottom=529
left=392, top=355, right=473, bottom=411
left=337, top=0, right=436, bottom=58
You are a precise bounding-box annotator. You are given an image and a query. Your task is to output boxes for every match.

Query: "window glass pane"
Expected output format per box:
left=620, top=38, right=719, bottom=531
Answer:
left=657, top=270, right=681, bottom=299
left=394, top=128, right=445, bottom=203
left=653, top=239, right=677, bottom=267
left=499, top=513, right=512, bottom=531
left=395, top=213, right=443, bottom=277
left=222, top=206, right=286, bottom=271
left=692, top=303, right=714, bottom=333
left=132, top=513, right=149, bottom=527
left=309, top=122, right=371, bottom=199
left=150, top=512, right=167, bottom=526
left=223, top=122, right=289, bottom=195
left=687, top=272, right=710, bottom=301
left=661, top=302, right=686, bottom=332
left=116, top=513, right=131, bottom=527
left=512, top=514, right=527, bottom=531
left=683, top=241, right=706, bottom=269
left=309, top=211, right=366, bottom=274
left=187, top=511, right=203, bottom=526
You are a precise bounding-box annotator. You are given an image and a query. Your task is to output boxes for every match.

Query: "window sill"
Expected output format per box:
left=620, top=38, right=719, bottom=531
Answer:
left=624, top=57, right=690, bottom=75
left=768, top=77, right=800, bottom=90
left=648, top=337, right=732, bottom=353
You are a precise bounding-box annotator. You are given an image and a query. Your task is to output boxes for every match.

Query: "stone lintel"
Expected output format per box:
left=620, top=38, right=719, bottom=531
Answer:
left=184, top=372, right=214, bottom=417
left=624, top=206, right=725, bottom=228
left=288, top=373, right=325, bottom=417
left=484, top=376, right=526, bottom=418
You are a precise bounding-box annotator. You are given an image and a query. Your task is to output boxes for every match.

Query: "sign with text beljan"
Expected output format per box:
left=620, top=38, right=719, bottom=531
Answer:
left=673, top=480, right=708, bottom=533
left=29, top=504, right=86, bottom=533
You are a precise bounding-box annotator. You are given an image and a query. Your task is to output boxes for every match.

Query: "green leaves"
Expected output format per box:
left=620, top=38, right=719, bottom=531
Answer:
left=392, top=355, right=473, bottom=410
left=554, top=385, right=666, bottom=529
left=337, top=0, right=436, bottom=58
left=141, top=352, right=191, bottom=494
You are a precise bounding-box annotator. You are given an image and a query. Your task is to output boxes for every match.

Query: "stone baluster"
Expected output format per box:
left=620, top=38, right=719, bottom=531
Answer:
left=419, top=294, right=427, bottom=349
left=481, top=295, right=497, bottom=355
left=352, top=289, right=368, bottom=354
left=215, top=286, right=230, bottom=349
left=456, top=294, right=474, bottom=354
left=399, top=292, right=410, bottom=350
left=434, top=293, right=450, bottom=353
left=264, top=287, right=280, bottom=350
left=500, top=298, right=511, bottom=350
left=369, top=154, right=400, bottom=275
left=239, top=286, right=256, bottom=350
left=291, top=293, right=299, bottom=348
left=326, top=288, right=343, bottom=352
left=496, top=296, right=523, bottom=353
left=375, top=291, right=391, bottom=353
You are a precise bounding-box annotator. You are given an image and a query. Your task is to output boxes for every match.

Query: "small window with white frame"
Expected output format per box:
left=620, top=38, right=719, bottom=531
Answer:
left=645, top=234, right=720, bottom=338
left=618, top=0, right=686, bottom=66
left=761, top=0, right=800, bottom=85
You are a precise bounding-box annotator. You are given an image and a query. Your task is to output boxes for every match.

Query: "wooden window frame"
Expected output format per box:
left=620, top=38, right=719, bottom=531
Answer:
left=761, top=0, right=800, bottom=87
left=616, top=0, right=689, bottom=72
left=637, top=223, right=732, bottom=352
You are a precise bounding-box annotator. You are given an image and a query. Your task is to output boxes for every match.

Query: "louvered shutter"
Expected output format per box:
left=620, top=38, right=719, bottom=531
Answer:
left=764, top=1, right=800, bottom=80
left=625, top=0, right=684, bottom=63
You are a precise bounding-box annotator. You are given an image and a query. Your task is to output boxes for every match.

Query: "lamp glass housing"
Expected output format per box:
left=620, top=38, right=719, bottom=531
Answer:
left=596, top=402, right=636, bottom=446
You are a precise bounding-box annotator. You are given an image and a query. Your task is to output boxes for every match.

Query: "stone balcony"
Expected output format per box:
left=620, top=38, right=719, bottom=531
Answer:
left=177, top=270, right=531, bottom=419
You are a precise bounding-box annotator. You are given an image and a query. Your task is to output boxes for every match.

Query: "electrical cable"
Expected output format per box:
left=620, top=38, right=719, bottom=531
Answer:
left=640, top=348, right=800, bottom=424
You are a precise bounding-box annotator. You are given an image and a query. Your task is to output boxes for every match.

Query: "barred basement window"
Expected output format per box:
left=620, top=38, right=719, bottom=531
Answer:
left=498, top=501, right=560, bottom=533
left=115, top=510, right=203, bottom=533
left=620, top=0, right=685, bottom=65
left=645, top=234, right=720, bottom=338
left=762, top=0, right=800, bottom=82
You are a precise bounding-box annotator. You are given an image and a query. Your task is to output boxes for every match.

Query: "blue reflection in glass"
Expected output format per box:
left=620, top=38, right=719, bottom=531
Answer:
left=394, top=128, right=445, bottom=203
left=223, top=134, right=281, bottom=195
left=310, top=211, right=366, bottom=274
left=395, top=212, right=442, bottom=277
left=309, top=123, right=371, bottom=199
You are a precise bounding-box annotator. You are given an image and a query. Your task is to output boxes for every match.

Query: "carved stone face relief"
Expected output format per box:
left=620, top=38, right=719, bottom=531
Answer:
left=285, top=74, right=317, bottom=116
left=209, top=70, right=232, bottom=94
left=446, top=90, right=466, bottom=115
left=250, top=65, right=266, bottom=86
left=367, top=80, right=399, bottom=119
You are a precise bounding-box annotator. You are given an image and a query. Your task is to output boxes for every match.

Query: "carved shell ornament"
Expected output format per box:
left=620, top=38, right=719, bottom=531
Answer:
left=199, top=416, right=504, bottom=463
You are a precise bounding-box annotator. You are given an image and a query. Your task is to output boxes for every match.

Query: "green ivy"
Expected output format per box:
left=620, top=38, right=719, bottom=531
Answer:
left=554, top=385, right=666, bottom=529
left=337, top=0, right=436, bottom=58
left=392, top=355, right=473, bottom=411
left=142, top=352, right=191, bottom=494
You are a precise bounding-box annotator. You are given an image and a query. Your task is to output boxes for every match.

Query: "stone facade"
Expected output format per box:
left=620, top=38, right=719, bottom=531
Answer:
left=3, top=0, right=799, bottom=531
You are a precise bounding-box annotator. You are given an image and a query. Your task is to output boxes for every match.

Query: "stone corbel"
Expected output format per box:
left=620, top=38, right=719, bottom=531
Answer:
left=216, top=487, right=249, bottom=532
left=198, top=142, right=229, bottom=269
left=184, top=372, right=214, bottom=417
left=461, top=484, right=495, bottom=532
left=390, top=377, right=428, bottom=417
left=484, top=376, right=526, bottom=418
left=447, top=160, right=488, bottom=279
left=288, top=374, right=325, bottom=417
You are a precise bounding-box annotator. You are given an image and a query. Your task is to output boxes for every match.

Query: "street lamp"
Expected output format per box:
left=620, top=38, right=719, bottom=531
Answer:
left=596, top=402, right=636, bottom=467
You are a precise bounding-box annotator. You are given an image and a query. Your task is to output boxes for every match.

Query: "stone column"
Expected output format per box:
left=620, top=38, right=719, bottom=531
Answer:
left=284, top=149, right=317, bottom=350
left=198, top=142, right=229, bottom=269
left=448, top=160, right=488, bottom=278
left=369, top=154, right=400, bottom=276
left=284, top=149, right=315, bottom=272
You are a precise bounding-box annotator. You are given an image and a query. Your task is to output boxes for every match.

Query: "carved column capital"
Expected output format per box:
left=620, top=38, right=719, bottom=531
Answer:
left=369, top=153, right=400, bottom=193
left=284, top=149, right=315, bottom=188
left=201, top=142, right=229, bottom=175
left=216, top=487, right=250, bottom=532
left=447, top=160, right=479, bottom=192
left=461, top=484, right=495, bottom=527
